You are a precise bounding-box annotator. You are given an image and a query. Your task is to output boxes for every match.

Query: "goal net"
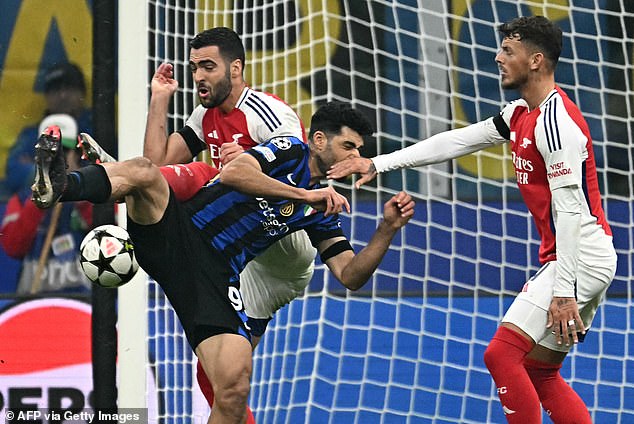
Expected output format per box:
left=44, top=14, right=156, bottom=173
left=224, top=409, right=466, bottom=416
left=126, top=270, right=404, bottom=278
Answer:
left=118, top=1, right=634, bottom=422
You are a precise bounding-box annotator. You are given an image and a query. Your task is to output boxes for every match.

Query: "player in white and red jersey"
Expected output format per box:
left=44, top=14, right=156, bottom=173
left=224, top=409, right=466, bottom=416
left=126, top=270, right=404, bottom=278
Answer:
left=329, top=16, right=616, bottom=423
left=181, top=87, right=307, bottom=169
left=143, top=27, right=315, bottom=419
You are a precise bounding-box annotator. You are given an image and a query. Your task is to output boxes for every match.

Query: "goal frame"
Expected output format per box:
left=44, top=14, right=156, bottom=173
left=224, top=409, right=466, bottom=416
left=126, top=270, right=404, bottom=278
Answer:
left=117, top=0, right=149, bottom=410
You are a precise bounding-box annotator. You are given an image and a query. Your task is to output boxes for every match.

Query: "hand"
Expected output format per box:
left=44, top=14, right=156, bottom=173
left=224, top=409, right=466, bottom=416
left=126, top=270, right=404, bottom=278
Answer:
left=303, top=186, right=350, bottom=216
left=327, top=157, right=377, bottom=189
left=383, top=191, right=415, bottom=229
left=547, top=296, right=586, bottom=346
left=220, top=142, right=245, bottom=166
left=151, top=62, right=179, bottom=97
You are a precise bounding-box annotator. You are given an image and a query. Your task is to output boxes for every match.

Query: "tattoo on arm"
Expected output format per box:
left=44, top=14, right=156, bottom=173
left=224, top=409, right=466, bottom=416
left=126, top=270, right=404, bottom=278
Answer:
left=368, top=162, right=376, bottom=174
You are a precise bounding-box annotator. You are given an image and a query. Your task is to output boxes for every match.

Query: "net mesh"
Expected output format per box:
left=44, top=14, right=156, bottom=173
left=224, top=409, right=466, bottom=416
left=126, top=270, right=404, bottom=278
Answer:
left=142, top=1, right=634, bottom=422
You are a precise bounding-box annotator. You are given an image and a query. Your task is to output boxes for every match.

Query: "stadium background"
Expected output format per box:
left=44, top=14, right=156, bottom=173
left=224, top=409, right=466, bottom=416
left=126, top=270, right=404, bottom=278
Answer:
left=0, top=1, right=632, bottom=423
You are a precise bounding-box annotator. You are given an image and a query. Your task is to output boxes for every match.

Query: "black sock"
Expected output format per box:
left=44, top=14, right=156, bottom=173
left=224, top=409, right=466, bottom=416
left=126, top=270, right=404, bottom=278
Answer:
left=60, top=164, right=112, bottom=203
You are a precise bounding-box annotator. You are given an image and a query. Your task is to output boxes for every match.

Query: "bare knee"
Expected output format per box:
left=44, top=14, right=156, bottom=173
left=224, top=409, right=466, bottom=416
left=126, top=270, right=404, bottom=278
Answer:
left=106, top=157, right=169, bottom=224
left=125, top=157, right=161, bottom=188
left=104, top=156, right=162, bottom=194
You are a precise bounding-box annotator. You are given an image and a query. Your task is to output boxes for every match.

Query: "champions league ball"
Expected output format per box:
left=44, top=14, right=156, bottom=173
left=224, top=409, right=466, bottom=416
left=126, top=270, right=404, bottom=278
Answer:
left=79, top=225, right=139, bottom=288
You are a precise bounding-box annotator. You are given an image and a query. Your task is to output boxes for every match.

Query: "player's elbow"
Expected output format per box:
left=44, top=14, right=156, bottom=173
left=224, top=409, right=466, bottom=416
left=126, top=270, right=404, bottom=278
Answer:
left=340, top=276, right=367, bottom=291
left=220, top=157, right=260, bottom=188
left=345, top=282, right=364, bottom=291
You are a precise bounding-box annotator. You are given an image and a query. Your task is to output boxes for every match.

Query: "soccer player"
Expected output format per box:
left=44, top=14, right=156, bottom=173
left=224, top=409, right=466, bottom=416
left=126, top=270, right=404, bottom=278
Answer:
left=328, top=16, right=616, bottom=423
left=32, top=102, right=415, bottom=424
left=143, top=27, right=317, bottom=407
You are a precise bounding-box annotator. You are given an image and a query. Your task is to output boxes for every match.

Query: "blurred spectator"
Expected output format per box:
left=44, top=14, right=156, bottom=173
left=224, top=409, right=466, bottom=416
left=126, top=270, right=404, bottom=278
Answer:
left=0, top=62, right=91, bottom=293
left=1, top=114, right=93, bottom=294
left=5, top=62, right=92, bottom=195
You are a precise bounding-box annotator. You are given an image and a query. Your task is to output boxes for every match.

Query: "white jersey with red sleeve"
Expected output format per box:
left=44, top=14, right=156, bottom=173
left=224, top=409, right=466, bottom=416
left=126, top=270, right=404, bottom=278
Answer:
left=179, top=86, right=306, bottom=168
left=495, top=86, right=614, bottom=266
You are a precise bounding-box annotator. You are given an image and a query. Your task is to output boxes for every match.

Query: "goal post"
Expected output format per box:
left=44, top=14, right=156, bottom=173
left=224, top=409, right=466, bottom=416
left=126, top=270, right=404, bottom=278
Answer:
left=118, top=1, right=634, bottom=422
left=117, top=0, right=149, bottom=410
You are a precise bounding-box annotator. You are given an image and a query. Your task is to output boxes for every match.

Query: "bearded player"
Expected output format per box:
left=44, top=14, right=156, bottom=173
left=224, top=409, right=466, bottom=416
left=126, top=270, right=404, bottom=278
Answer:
left=143, top=27, right=317, bottom=415
left=329, top=16, right=617, bottom=423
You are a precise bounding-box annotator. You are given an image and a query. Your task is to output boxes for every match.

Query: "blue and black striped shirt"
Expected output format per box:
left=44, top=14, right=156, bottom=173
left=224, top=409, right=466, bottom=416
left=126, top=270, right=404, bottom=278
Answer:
left=184, top=136, right=344, bottom=281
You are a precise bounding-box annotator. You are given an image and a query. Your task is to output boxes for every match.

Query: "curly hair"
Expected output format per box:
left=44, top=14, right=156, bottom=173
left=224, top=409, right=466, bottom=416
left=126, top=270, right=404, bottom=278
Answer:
left=498, top=16, right=562, bottom=69
left=308, top=102, right=374, bottom=139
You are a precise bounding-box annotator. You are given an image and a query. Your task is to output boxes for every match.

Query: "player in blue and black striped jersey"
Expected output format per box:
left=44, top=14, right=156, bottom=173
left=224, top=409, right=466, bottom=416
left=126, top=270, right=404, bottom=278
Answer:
left=184, top=135, right=345, bottom=279
left=32, top=102, right=415, bottom=423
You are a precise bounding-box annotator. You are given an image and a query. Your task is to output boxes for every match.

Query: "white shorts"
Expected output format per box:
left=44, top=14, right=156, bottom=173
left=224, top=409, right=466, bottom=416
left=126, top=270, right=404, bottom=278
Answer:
left=502, top=259, right=616, bottom=352
left=240, top=230, right=316, bottom=319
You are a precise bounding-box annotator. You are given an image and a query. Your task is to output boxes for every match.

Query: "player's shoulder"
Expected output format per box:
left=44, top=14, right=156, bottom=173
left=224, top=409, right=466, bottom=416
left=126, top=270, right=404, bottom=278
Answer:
left=501, top=98, right=529, bottom=116
left=236, top=87, right=294, bottom=112
left=534, top=89, right=583, bottom=131
left=538, top=88, right=590, bottom=141
left=259, top=136, right=305, bottom=152
left=251, top=136, right=303, bottom=158
left=187, top=104, right=208, bottom=121
left=542, top=87, right=584, bottom=120
left=496, top=98, right=529, bottom=129
left=236, top=87, right=303, bottom=139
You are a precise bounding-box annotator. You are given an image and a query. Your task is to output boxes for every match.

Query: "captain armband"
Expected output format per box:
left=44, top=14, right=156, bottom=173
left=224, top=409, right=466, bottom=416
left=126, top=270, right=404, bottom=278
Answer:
left=319, top=239, right=353, bottom=262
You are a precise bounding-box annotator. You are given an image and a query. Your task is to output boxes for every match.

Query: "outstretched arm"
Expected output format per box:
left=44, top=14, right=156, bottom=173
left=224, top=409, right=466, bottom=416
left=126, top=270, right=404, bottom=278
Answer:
left=322, top=191, right=415, bottom=290
left=220, top=152, right=350, bottom=216
left=144, top=63, right=193, bottom=165
left=328, top=119, right=504, bottom=188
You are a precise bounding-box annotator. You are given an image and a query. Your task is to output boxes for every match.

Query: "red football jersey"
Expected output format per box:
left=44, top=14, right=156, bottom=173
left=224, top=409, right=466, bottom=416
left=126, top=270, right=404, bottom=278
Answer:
left=500, top=86, right=612, bottom=263
left=182, top=87, right=305, bottom=168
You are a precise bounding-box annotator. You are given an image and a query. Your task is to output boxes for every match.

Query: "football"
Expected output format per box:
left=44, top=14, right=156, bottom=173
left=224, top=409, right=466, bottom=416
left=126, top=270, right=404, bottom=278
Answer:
left=79, top=224, right=139, bottom=288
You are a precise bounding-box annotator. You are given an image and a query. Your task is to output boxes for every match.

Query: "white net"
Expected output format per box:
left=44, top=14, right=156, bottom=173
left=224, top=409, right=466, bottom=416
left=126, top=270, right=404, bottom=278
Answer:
left=137, top=0, right=634, bottom=422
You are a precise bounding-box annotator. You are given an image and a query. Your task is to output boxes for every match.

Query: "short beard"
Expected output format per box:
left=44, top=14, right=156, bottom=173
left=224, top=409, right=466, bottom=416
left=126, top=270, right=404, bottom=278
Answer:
left=201, top=69, right=232, bottom=108
left=501, top=80, right=519, bottom=90
left=500, top=73, right=527, bottom=91
left=315, top=155, right=329, bottom=176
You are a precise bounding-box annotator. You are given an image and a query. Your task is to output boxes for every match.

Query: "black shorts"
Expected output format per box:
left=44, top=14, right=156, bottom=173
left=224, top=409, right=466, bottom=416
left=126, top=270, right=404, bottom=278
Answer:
left=127, top=190, right=251, bottom=349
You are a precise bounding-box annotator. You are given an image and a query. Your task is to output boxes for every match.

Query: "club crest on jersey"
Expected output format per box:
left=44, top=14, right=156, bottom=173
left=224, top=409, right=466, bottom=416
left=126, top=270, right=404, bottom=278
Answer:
left=253, top=145, right=276, bottom=162
left=521, top=137, right=533, bottom=148
left=270, top=137, right=292, bottom=150
left=280, top=203, right=294, bottom=217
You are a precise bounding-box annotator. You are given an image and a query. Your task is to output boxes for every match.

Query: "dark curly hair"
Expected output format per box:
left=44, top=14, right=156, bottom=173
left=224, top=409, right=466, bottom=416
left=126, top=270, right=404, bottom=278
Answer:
left=498, top=16, right=562, bottom=69
left=190, top=27, right=246, bottom=68
left=308, top=102, right=374, bottom=139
